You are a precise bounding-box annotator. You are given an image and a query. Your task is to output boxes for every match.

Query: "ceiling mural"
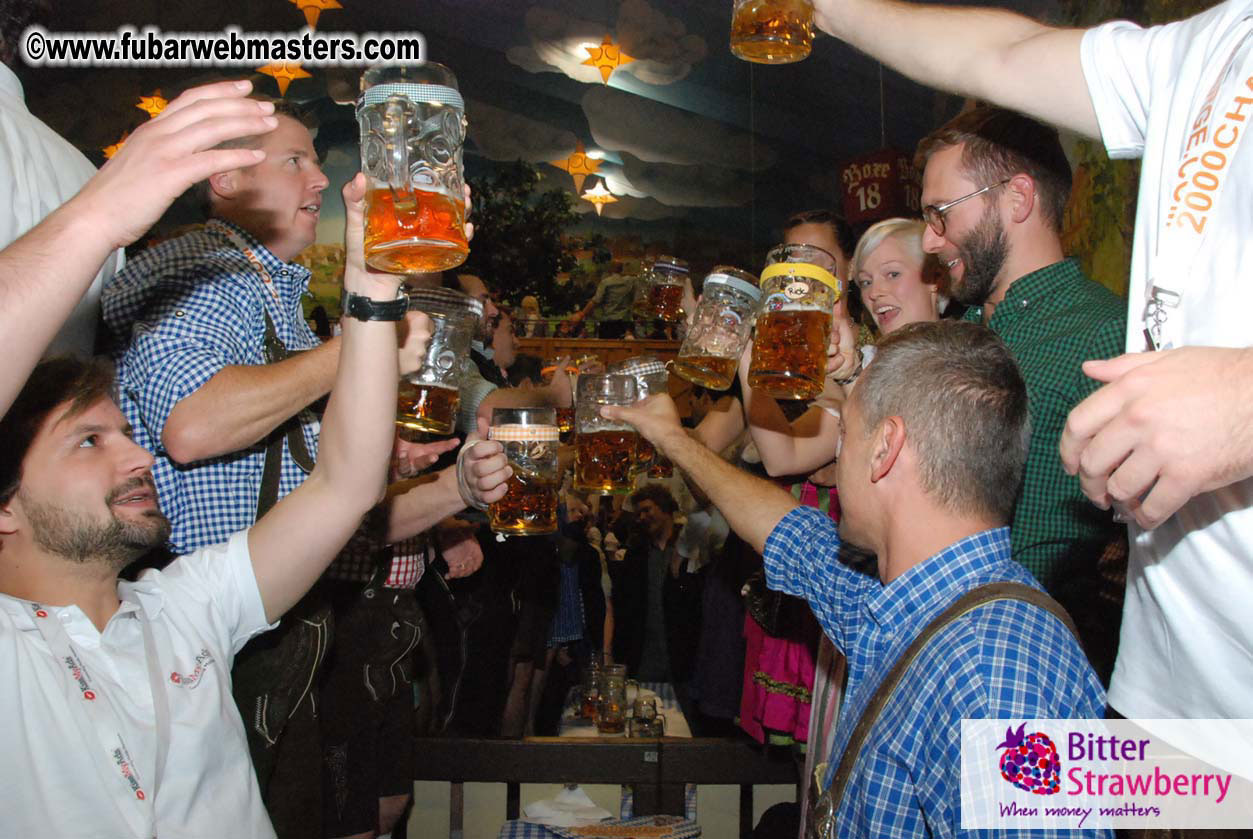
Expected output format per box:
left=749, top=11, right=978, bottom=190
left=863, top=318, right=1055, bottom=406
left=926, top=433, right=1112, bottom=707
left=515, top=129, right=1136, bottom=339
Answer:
left=17, top=0, right=1064, bottom=252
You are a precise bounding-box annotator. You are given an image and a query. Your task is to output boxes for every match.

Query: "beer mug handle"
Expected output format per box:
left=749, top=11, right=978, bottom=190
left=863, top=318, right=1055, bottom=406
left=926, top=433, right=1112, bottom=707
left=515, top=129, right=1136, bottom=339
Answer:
left=626, top=678, right=640, bottom=704
left=383, top=97, right=414, bottom=205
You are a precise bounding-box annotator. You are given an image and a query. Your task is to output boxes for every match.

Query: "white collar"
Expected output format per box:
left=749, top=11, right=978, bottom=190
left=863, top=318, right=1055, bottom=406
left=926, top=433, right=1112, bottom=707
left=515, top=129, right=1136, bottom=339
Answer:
left=0, top=63, right=26, bottom=104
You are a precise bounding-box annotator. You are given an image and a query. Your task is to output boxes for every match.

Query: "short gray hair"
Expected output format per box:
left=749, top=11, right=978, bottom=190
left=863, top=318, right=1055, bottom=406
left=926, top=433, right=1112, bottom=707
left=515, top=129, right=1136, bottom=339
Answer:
left=854, top=320, right=1030, bottom=523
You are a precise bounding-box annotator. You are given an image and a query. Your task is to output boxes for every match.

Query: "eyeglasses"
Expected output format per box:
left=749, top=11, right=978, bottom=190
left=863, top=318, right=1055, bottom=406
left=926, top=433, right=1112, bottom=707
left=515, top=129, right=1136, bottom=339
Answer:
left=921, top=179, right=1011, bottom=236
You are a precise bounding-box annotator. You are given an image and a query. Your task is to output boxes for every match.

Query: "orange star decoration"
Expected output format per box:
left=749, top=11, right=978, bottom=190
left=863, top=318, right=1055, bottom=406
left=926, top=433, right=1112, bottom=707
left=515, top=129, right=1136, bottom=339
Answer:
left=581, top=179, right=618, bottom=216
left=258, top=62, right=313, bottom=96
left=582, top=35, right=635, bottom=83
left=102, top=132, right=129, bottom=160
left=549, top=140, right=603, bottom=193
left=290, top=0, right=342, bottom=29
left=135, top=93, right=168, bottom=119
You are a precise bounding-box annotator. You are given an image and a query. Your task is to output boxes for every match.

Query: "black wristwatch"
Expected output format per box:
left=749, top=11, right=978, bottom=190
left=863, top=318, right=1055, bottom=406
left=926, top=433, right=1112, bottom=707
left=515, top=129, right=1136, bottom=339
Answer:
left=340, top=288, right=407, bottom=322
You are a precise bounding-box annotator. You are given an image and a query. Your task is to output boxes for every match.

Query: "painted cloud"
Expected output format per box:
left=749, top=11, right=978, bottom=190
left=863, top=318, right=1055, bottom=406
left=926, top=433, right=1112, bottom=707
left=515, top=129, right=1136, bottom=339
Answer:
left=465, top=99, right=580, bottom=162
left=507, top=0, right=707, bottom=87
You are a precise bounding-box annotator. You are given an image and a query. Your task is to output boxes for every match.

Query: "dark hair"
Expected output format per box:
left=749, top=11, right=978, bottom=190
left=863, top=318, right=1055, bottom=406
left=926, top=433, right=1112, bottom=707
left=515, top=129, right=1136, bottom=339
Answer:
left=0, top=358, right=116, bottom=505
left=195, top=95, right=314, bottom=217
left=630, top=483, right=678, bottom=516
left=783, top=209, right=857, bottom=261
left=854, top=320, right=1030, bottom=524
left=0, top=0, right=48, bottom=68
left=915, top=106, right=1073, bottom=233
left=505, top=353, right=544, bottom=387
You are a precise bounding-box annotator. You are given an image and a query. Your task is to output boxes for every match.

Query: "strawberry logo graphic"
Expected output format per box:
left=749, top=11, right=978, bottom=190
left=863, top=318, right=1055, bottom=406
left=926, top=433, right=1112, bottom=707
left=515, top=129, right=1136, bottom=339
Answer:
left=996, top=723, right=1060, bottom=795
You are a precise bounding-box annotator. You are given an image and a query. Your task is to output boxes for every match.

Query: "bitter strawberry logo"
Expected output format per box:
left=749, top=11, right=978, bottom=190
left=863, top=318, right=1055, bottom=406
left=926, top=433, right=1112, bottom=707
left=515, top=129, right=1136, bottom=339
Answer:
left=996, top=723, right=1061, bottom=795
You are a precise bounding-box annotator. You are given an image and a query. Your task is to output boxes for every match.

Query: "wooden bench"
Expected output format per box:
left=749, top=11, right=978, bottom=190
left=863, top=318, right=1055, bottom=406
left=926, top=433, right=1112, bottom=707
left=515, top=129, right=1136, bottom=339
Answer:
left=413, top=736, right=799, bottom=838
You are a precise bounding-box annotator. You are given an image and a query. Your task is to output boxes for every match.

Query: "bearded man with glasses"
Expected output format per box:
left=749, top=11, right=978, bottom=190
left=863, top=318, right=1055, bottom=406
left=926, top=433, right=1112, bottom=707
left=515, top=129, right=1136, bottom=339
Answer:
left=916, top=106, right=1127, bottom=685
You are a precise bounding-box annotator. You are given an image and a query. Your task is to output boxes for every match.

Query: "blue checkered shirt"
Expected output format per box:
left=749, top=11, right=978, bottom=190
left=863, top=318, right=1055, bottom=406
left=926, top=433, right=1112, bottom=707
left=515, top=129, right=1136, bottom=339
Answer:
left=764, top=507, right=1108, bottom=838
left=102, top=220, right=321, bottom=555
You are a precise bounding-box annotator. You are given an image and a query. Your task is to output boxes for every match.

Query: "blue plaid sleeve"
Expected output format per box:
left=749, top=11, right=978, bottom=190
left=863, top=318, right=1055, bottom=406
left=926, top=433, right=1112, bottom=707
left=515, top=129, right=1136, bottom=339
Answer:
left=763, top=506, right=877, bottom=651
left=118, top=273, right=262, bottom=447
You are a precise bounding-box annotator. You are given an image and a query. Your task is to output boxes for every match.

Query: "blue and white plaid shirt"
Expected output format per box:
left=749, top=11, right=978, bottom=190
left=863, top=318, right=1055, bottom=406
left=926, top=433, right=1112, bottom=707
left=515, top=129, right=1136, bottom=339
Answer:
left=764, top=507, right=1108, bottom=839
left=103, top=220, right=321, bottom=555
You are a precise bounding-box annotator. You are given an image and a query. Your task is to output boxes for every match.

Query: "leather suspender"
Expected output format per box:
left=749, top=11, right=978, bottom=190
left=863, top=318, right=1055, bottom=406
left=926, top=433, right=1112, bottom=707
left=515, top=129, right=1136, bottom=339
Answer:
left=255, top=309, right=314, bottom=519
left=807, top=581, right=1079, bottom=838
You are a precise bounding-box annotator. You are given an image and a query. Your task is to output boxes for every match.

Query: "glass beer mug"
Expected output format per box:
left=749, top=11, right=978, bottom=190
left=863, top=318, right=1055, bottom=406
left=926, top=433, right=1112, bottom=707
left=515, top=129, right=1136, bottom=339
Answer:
left=398, top=288, right=482, bottom=435
left=608, top=357, right=670, bottom=478
left=358, top=63, right=469, bottom=274
left=488, top=407, right=560, bottom=536
left=673, top=267, right=762, bottom=391
left=730, top=0, right=816, bottom=64
left=646, top=255, right=689, bottom=323
left=747, top=243, right=842, bottom=400
left=595, top=664, right=637, bottom=735
left=573, top=374, right=638, bottom=494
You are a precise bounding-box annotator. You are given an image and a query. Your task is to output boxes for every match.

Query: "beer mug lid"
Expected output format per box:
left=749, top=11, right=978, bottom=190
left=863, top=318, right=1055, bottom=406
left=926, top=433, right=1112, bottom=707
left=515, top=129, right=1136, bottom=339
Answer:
left=610, top=356, right=668, bottom=381
left=489, top=423, right=560, bottom=442
left=653, top=255, right=689, bottom=275
left=704, top=267, right=761, bottom=301
left=406, top=287, right=484, bottom=320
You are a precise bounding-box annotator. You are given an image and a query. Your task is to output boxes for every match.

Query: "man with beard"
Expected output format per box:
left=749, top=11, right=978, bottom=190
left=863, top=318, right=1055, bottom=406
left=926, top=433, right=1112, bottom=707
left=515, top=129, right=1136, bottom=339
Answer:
left=916, top=107, right=1125, bottom=681
left=0, top=177, right=513, bottom=836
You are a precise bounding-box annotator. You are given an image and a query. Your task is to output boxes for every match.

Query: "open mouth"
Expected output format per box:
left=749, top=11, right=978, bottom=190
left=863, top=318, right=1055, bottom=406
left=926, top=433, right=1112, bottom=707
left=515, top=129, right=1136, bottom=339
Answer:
left=875, top=305, right=900, bottom=324
left=300, top=203, right=321, bottom=217
left=109, top=478, right=157, bottom=508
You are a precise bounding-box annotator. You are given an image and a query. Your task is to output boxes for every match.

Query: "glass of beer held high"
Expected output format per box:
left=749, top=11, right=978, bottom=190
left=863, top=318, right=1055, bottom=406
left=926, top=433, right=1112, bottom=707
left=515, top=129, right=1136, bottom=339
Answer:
left=673, top=266, right=762, bottom=391
left=645, top=255, right=690, bottom=323
left=488, top=407, right=560, bottom=536
left=397, top=288, right=482, bottom=435
left=359, top=63, right=469, bottom=274
left=608, top=357, right=669, bottom=478
left=730, top=0, right=815, bottom=65
left=747, top=243, right=842, bottom=400
left=573, top=374, right=638, bottom=495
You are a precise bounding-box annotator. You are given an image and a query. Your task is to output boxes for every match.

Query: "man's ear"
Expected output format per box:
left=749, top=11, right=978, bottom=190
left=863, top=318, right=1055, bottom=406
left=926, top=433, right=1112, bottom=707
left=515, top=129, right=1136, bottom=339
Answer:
left=207, top=170, right=238, bottom=202
left=1007, top=173, right=1036, bottom=225
left=868, top=416, right=907, bottom=483
left=0, top=494, right=20, bottom=537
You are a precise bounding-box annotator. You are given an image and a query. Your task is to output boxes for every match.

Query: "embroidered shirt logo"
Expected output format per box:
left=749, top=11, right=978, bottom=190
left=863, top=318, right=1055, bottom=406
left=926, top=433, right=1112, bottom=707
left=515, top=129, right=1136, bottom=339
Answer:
left=169, top=648, right=215, bottom=688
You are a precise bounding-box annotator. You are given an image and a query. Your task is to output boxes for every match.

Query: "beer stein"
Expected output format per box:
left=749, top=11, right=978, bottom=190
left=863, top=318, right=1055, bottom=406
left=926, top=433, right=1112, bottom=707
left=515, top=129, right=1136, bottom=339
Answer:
left=488, top=407, right=560, bottom=536
left=646, top=256, right=689, bottom=323
left=595, top=665, right=638, bottom=735
left=673, top=267, right=762, bottom=391
left=578, top=655, right=604, bottom=719
left=747, top=243, right=841, bottom=400
left=730, top=0, right=816, bottom=65
left=398, top=288, right=482, bottom=435
left=573, top=374, right=638, bottom=495
left=358, top=63, right=469, bottom=274
left=627, top=696, right=666, bottom=738
left=609, top=357, right=669, bottom=477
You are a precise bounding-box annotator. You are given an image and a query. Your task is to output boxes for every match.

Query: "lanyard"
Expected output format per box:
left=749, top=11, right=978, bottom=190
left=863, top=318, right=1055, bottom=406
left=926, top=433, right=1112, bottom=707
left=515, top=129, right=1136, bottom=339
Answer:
left=206, top=219, right=284, bottom=307
left=28, top=600, right=170, bottom=839
left=1146, top=20, right=1253, bottom=350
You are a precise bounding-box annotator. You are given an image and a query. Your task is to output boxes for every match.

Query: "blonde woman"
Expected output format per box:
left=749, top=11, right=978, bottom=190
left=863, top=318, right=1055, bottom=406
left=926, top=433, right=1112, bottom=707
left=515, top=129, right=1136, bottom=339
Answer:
left=851, top=217, right=945, bottom=336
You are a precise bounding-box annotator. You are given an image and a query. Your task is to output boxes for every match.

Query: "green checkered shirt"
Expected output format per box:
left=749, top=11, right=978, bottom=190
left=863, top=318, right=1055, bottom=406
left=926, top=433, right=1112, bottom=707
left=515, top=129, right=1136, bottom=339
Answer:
left=963, top=259, right=1126, bottom=588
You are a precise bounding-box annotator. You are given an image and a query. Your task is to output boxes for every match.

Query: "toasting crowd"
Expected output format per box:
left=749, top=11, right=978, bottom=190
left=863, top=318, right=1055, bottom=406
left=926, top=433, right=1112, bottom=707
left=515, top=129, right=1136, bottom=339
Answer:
left=1, top=1, right=1251, bottom=838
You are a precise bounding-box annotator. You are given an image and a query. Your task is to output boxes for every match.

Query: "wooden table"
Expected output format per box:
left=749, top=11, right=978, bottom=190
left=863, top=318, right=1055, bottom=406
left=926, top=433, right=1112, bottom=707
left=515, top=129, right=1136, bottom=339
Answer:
left=414, top=736, right=798, bottom=839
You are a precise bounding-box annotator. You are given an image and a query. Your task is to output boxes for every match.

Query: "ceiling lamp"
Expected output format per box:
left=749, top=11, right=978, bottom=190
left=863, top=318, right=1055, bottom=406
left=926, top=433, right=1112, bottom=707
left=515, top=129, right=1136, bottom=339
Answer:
left=102, top=132, right=129, bottom=160
left=257, top=61, right=313, bottom=96
left=582, top=35, right=634, bottom=83
left=581, top=178, right=618, bottom=216
left=135, top=92, right=167, bottom=119
left=549, top=140, right=603, bottom=193
left=290, top=0, right=342, bottom=29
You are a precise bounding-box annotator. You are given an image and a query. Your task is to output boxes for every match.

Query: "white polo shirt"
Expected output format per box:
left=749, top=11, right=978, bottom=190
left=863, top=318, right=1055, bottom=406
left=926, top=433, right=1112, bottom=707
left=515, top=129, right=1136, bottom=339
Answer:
left=0, top=530, right=278, bottom=838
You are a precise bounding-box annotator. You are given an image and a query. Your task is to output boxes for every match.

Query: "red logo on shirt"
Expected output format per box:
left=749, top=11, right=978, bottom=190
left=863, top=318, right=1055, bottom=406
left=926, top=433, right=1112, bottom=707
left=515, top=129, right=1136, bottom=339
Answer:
left=83, top=690, right=96, bottom=701
left=34, top=609, right=48, bottom=618
left=168, top=648, right=215, bottom=689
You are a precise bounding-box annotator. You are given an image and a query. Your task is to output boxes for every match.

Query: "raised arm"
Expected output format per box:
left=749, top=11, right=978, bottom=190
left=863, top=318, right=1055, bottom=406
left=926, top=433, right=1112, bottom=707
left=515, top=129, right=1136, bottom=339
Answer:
left=604, top=394, right=798, bottom=555
left=813, top=0, right=1098, bottom=137
left=0, top=80, right=279, bottom=418
left=248, top=174, right=417, bottom=621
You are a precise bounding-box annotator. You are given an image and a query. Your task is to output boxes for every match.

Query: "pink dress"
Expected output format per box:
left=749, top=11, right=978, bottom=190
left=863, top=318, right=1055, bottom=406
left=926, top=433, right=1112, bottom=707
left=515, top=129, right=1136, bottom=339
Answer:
left=738, top=482, right=838, bottom=746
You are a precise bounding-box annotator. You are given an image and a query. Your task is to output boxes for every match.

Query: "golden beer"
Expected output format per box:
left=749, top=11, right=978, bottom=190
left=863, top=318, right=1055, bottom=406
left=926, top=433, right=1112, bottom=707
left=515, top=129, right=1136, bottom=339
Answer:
left=748, top=308, right=830, bottom=399
left=672, top=354, right=740, bottom=391
left=555, top=406, right=575, bottom=442
left=648, top=282, right=685, bottom=322
left=396, top=380, right=460, bottom=435
left=634, top=437, right=657, bottom=476
left=365, top=187, right=468, bottom=274
left=730, top=0, right=815, bottom=64
left=648, top=454, right=675, bottom=479
left=489, top=472, right=559, bottom=535
left=574, top=429, right=638, bottom=494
